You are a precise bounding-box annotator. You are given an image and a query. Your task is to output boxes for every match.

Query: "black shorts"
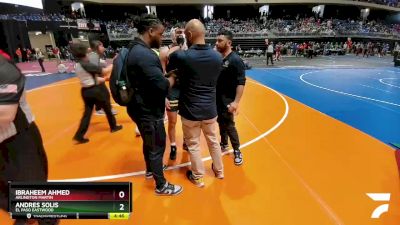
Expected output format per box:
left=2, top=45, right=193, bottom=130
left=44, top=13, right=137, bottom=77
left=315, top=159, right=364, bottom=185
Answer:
left=167, top=99, right=179, bottom=112
left=167, top=87, right=180, bottom=112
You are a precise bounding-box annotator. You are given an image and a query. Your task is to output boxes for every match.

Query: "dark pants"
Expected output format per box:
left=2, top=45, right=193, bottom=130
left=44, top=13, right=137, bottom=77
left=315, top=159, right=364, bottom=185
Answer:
left=266, top=53, right=274, bottom=65
left=0, top=122, right=58, bottom=225
left=308, top=50, right=313, bottom=59
left=363, top=49, right=369, bottom=58
left=356, top=49, right=361, bottom=56
left=95, top=83, right=111, bottom=111
left=38, top=58, right=45, bottom=72
left=128, top=113, right=166, bottom=189
left=74, top=85, right=117, bottom=139
left=395, top=58, right=400, bottom=67
left=393, top=51, right=398, bottom=62
left=217, top=111, right=240, bottom=150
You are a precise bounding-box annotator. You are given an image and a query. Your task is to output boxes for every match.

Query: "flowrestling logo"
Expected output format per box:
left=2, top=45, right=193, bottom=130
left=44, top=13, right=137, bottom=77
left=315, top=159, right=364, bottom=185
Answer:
left=366, top=193, right=391, bottom=219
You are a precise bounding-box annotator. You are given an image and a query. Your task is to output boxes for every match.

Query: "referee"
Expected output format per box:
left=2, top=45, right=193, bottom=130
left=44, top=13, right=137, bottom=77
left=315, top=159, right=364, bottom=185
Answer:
left=0, top=54, right=58, bottom=225
left=71, top=43, right=122, bottom=144
left=215, top=30, right=246, bottom=166
left=88, top=40, right=117, bottom=116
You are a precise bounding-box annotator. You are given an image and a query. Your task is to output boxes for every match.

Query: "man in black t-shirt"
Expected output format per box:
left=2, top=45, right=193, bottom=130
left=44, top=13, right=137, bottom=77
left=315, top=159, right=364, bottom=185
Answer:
left=215, top=30, right=246, bottom=166
left=126, top=14, right=182, bottom=196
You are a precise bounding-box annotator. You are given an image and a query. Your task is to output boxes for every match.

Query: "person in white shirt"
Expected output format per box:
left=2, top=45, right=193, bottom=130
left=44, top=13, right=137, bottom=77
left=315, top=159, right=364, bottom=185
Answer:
left=35, top=48, right=45, bottom=72
left=71, top=42, right=122, bottom=144
left=266, top=41, right=274, bottom=66
left=88, top=40, right=118, bottom=116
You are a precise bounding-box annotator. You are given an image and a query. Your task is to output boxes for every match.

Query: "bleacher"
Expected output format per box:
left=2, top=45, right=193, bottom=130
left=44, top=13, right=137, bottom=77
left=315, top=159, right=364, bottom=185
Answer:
left=162, top=38, right=267, bottom=51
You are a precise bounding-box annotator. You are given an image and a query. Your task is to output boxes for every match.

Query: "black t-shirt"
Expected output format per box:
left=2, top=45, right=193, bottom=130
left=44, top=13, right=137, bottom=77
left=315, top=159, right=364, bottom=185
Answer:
left=168, top=44, right=222, bottom=121
left=217, top=52, right=246, bottom=111
left=126, top=38, right=170, bottom=121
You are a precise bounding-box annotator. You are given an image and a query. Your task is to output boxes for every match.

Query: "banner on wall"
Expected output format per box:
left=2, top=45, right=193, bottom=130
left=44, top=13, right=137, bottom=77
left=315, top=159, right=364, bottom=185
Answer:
left=77, top=19, right=100, bottom=31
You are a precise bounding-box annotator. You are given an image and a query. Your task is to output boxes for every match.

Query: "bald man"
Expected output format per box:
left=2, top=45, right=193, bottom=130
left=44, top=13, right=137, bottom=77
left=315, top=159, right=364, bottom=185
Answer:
left=167, top=19, right=224, bottom=187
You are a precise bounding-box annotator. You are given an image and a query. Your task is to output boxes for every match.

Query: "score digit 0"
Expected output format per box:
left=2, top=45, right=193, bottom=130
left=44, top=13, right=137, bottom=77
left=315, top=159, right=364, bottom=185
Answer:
left=118, top=191, right=125, bottom=199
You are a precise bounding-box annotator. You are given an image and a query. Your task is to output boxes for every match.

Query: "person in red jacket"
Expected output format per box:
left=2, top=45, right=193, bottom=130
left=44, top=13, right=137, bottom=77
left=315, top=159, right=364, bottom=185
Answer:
left=0, top=49, right=10, bottom=61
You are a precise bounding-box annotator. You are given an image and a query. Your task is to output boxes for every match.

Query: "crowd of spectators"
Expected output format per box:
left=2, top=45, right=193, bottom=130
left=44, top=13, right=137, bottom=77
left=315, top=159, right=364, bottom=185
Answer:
left=236, top=41, right=393, bottom=58
left=203, top=18, right=267, bottom=33
left=267, top=17, right=400, bottom=36
left=0, top=13, right=73, bottom=22
left=1, top=12, right=399, bottom=41
left=106, top=20, right=137, bottom=40
left=355, top=0, right=400, bottom=7
left=105, top=17, right=400, bottom=40
left=10, top=46, right=73, bottom=62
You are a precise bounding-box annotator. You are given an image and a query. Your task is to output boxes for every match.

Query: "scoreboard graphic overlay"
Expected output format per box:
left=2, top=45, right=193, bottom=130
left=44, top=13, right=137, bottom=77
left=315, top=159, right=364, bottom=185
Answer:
left=8, top=182, right=132, bottom=220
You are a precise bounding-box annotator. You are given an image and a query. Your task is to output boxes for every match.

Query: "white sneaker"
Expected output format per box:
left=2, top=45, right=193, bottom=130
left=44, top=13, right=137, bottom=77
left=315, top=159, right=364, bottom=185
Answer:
left=95, top=109, right=117, bottom=116
left=95, top=110, right=105, bottom=115
left=155, top=182, right=183, bottom=196
left=234, top=150, right=243, bottom=166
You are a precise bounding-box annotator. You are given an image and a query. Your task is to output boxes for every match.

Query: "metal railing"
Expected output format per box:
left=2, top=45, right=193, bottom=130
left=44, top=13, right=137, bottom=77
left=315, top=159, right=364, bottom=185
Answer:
left=352, top=0, right=400, bottom=8
left=107, top=29, right=138, bottom=41
left=106, top=30, right=400, bottom=41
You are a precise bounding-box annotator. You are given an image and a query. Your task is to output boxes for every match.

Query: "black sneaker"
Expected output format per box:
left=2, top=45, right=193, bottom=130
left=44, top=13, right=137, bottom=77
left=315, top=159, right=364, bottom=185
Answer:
left=170, top=145, right=177, bottom=160
left=186, top=170, right=205, bottom=187
left=155, top=182, right=183, bottom=196
left=233, top=150, right=243, bottom=166
left=145, top=165, right=168, bottom=179
left=73, top=136, right=89, bottom=144
left=111, top=125, right=123, bottom=133
left=220, top=143, right=229, bottom=152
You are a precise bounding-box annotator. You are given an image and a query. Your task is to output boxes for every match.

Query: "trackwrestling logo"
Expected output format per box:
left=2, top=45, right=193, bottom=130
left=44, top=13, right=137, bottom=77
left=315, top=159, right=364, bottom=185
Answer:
left=366, top=193, right=391, bottom=219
